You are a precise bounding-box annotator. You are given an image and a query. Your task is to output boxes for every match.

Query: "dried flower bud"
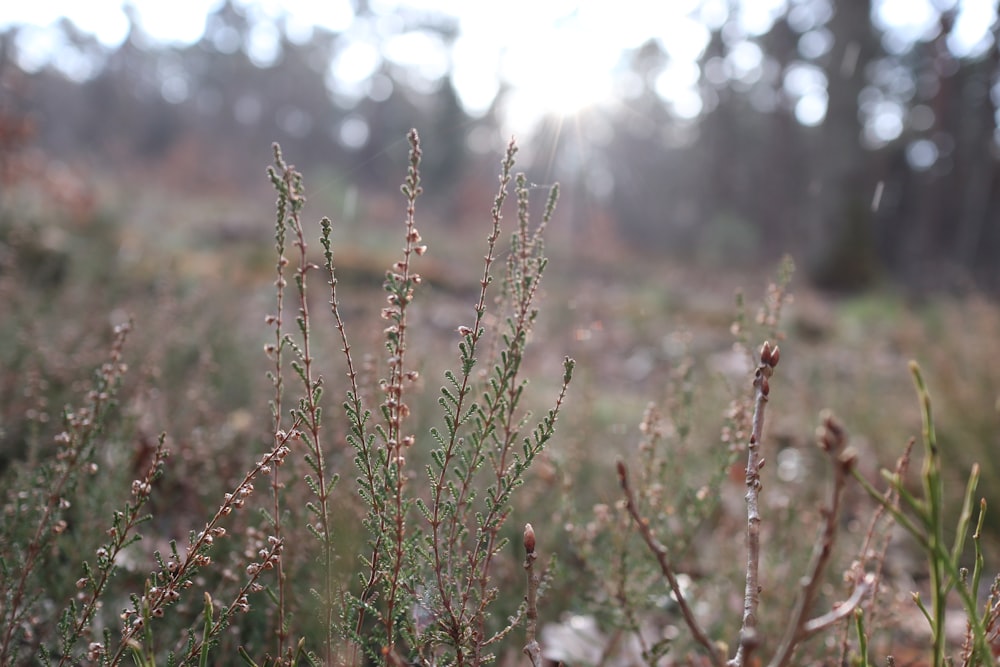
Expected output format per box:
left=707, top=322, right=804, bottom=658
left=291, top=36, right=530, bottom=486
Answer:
left=823, top=412, right=844, bottom=439
left=838, top=447, right=858, bottom=472
left=769, top=345, right=780, bottom=367
left=760, top=341, right=773, bottom=366
left=523, top=523, right=536, bottom=555
left=87, top=642, right=104, bottom=659
left=760, top=376, right=770, bottom=396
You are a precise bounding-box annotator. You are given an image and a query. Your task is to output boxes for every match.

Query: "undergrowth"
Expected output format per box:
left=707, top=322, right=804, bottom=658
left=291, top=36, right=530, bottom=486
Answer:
left=0, top=130, right=996, bottom=666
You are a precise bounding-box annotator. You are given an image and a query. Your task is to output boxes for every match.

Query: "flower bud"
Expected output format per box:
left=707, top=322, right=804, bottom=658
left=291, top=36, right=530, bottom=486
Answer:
left=523, top=523, right=536, bottom=555
left=760, top=341, right=772, bottom=366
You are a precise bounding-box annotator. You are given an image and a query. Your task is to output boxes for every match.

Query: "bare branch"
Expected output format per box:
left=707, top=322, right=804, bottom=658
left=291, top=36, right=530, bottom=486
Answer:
left=730, top=341, right=779, bottom=667
left=769, top=412, right=860, bottom=667
left=802, top=577, right=872, bottom=636
left=617, top=460, right=726, bottom=667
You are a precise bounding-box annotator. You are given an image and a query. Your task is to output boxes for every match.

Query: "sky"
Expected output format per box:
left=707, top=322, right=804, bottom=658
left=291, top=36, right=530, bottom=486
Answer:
left=2, top=0, right=997, bottom=137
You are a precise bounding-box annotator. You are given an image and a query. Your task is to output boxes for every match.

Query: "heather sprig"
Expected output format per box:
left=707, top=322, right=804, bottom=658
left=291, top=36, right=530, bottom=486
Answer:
left=317, top=131, right=575, bottom=666
left=0, top=321, right=132, bottom=665
left=54, top=433, right=168, bottom=666
left=267, top=141, right=340, bottom=663
left=108, top=437, right=292, bottom=665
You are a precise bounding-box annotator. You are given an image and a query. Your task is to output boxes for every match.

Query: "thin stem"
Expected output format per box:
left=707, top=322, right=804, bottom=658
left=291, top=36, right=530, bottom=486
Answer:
left=268, top=166, right=289, bottom=658
left=617, top=459, right=726, bottom=667
left=57, top=434, right=168, bottom=666
left=769, top=413, right=862, bottom=667
left=322, top=212, right=377, bottom=666
left=381, top=128, right=424, bottom=655
left=283, top=156, right=338, bottom=663
left=429, top=138, right=516, bottom=646
left=108, top=434, right=294, bottom=665
left=730, top=341, right=779, bottom=667
left=911, top=362, right=947, bottom=667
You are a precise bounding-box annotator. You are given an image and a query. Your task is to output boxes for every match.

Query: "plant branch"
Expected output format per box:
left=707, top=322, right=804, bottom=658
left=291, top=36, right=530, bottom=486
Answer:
left=730, top=341, right=779, bottom=667
left=769, top=412, right=862, bottom=667
left=617, top=459, right=726, bottom=667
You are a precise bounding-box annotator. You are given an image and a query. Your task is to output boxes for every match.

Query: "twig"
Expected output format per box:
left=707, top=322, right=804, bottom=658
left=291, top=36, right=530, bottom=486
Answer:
left=617, top=460, right=726, bottom=667
left=838, top=439, right=913, bottom=664
left=266, top=152, right=289, bottom=658
left=769, top=412, right=863, bottom=667
left=58, top=433, right=168, bottom=665
left=802, top=578, right=872, bottom=636
left=730, top=341, right=779, bottom=667
left=108, top=433, right=294, bottom=665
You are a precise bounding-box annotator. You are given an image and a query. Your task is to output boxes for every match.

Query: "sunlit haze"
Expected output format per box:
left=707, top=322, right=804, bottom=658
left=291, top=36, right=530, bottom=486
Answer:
left=2, top=0, right=997, bottom=136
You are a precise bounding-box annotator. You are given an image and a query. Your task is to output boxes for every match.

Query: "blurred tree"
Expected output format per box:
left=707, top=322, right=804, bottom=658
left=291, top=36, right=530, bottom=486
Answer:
left=2, top=0, right=998, bottom=292
left=802, top=0, right=881, bottom=291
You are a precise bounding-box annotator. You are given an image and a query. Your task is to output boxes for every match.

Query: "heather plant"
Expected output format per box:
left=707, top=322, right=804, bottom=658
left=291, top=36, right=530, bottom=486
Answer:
left=0, top=129, right=574, bottom=665
left=562, top=266, right=999, bottom=665
left=0, top=323, right=133, bottom=665
left=0, top=128, right=997, bottom=667
left=316, top=132, right=574, bottom=666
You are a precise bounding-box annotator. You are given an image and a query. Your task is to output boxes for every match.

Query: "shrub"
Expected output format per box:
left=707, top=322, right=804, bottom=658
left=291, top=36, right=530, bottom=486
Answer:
left=0, top=130, right=995, bottom=667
